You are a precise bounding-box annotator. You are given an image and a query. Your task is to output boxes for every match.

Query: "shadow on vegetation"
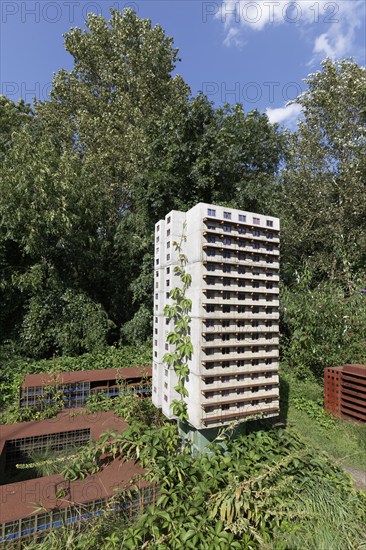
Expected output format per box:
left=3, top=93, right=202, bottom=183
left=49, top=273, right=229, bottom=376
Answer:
left=279, top=375, right=289, bottom=426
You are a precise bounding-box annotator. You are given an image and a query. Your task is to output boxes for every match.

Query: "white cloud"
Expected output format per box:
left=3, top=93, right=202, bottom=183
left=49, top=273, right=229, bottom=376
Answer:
left=311, top=6, right=363, bottom=62
left=266, top=103, right=302, bottom=128
left=313, top=34, right=338, bottom=59
left=223, top=27, right=246, bottom=49
left=217, top=1, right=331, bottom=31
left=217, top=0, right=365, bottom=63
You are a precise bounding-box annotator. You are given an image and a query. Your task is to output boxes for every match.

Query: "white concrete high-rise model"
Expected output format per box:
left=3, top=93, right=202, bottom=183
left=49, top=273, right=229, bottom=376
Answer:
left=152, top=203, right=280, bottom=430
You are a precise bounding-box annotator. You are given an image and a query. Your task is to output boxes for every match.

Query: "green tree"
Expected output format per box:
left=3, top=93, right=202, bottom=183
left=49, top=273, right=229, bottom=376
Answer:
left=281, top=268, right=366, bottom=378
left=0, top=97, right=34, bottom=340
left=0, top=9, right=285, bottom=355
left=124, top=99, right=285, bottom=340
left=0, top=9, right=189, bottom=354
left=135, top=96, right=285, bottom=222
left=281, top=59, right=366, bottom=285
left=0, top=96, right=32, bottom=160
left=0, top=119, right=112, bottom=356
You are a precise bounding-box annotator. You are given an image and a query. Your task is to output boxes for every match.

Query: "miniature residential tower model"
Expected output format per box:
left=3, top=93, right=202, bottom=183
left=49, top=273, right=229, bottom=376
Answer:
left=152, top=203, right=280, bottom=431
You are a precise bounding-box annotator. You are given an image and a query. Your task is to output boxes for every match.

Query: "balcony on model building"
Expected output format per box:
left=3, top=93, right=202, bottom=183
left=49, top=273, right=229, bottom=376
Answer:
left=201, top=405, right=280, bottom=427
left=203, top=261, right=279, bottom=281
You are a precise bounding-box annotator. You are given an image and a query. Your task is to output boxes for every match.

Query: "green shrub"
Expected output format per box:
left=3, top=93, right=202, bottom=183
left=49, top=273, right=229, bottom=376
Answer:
left=292, top=397, right=336, bottom=429
left=0, top=344, right=151, bottom=414
left=121, top=304, right=152, bottom=345
left=21, top=287, right=111, bottom=358
left=58, top=426, right=364, bottom=550
left=281, top=269, right=366, bottom=379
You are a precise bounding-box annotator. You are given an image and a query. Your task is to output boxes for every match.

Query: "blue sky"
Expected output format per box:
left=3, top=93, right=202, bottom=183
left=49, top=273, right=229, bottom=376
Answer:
left=1, top=1, right=365, bottom=128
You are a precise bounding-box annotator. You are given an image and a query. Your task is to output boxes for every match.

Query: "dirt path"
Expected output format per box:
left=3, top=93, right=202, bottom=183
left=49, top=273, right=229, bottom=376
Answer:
left=342, top=466, right=366, bottom=491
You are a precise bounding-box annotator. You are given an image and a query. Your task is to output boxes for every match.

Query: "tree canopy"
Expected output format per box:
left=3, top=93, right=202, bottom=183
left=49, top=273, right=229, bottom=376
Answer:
left=281, top=59, right=366, bottom=285
left=0, top=10, right=365, bottom=368
left=0, top=9, right=285, bottom=357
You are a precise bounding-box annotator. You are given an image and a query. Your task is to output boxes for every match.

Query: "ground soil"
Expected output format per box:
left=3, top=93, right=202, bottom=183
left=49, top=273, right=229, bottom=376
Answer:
left=342, top=466, right=366, bottom=491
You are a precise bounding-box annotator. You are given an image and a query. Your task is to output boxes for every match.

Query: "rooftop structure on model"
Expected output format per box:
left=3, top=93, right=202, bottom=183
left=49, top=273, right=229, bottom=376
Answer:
left=0, top=410, right=157, bottom=544
left=20, top=366, right=152, bottom=411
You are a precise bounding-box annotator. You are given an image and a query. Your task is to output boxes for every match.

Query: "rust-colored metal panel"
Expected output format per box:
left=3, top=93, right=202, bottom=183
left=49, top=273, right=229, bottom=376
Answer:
left=0, top=409, right=127, bottom=443
left=324, top=365, right=366, bottom=423
left=340, top=364, right=366, bottom=423
left=0, top=410, right=127, bottom=468
left=324, top=366, right=342, bottom=416
left=0, top=457, right=148, bottom=525
left=341, top=387, right=366, bottom=400
left=22, top=365, right=152, bottom=388
left=343, top=364, right=366, bottom=378
left=0, top=411, right=154, bottom=530
left=342, top=378, right=366, bottom=391
left=341, top=405, right=366, bottom=422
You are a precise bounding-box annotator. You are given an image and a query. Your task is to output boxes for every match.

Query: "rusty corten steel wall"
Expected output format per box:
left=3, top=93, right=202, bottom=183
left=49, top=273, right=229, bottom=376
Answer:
left=20, top=366, right=152, bottom=411
left=324, top=364, right=366, bottom=423
left=0, top=410, right=157, bottom=545
left=0, top=412, right=149, bottom=526
left=324, top=366, right=342, bottom=416
left=0, top=457, right=149, bottom=525
left=0, top=410, right=128, bottom=466
left=341, top=364, right=366, bottom=422
left=22, top=365, right=152, bottom=388
left=1, top=410, right=127, bottom=445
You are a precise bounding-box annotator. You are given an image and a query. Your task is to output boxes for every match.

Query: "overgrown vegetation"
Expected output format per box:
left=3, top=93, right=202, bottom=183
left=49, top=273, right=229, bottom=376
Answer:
left=280, top=367, right=366, bottom=472
left=14, top=391, right=366, bottom=550
left=0, top=344, right=151, bottom=422
left=281, top=270, right=366, bottom=379
left=1, top=345, right=365, bottom=548
left=0, top=7, right=365, bottom=549
left=102, top=425, right=366, bottom=549
left=3, top=445, right=84, bottom=485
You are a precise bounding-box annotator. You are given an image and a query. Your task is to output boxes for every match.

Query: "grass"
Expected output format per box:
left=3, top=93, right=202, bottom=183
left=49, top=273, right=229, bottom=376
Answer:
left=2, top=351, right=365, bottom=549
left=12, top=362, right=366, bottom=550
left=272, top=478, right=366, bottom=550
left=280, top=366, right=366, bottom=472
left=26, top=445, right=82, bottom=477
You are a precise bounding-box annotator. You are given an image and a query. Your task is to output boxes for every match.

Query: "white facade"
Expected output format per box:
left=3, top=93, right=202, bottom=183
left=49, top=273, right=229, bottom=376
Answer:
left=152, top=203, right=280, bottom=430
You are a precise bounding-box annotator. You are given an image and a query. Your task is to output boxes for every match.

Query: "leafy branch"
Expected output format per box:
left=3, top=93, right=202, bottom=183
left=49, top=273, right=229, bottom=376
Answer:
left=163, top=222, right=193, bottom=423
